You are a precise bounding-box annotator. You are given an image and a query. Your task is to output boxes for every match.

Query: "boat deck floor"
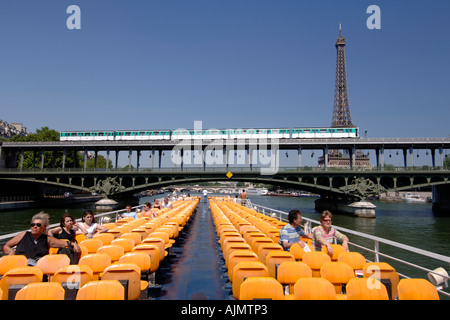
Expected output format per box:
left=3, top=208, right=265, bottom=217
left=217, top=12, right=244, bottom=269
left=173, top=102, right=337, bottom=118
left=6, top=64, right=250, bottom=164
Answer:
left=154, top=200, right=230, bottom=300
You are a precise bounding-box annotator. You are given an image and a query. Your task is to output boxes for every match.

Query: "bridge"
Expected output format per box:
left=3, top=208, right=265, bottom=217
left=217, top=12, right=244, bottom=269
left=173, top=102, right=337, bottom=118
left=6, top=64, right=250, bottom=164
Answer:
left=0, top=138, right=449, bottom=204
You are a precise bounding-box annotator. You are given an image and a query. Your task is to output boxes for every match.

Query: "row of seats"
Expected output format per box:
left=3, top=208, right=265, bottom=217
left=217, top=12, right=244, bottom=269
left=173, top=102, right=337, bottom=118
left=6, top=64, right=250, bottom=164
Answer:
left=210, top=198, right=440, bottom=300
left=0, top=198, right=199, bottom=300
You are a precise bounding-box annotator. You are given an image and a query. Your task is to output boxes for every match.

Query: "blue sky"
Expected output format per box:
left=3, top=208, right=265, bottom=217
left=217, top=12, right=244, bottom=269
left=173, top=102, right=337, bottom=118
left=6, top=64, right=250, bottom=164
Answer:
left=1, top=0, right=449, bottom=144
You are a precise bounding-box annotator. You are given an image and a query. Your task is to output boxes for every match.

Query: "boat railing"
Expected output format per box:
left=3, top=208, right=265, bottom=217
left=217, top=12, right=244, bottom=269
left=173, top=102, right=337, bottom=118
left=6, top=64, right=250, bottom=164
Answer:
left=253, top=203, right=450, bottom=299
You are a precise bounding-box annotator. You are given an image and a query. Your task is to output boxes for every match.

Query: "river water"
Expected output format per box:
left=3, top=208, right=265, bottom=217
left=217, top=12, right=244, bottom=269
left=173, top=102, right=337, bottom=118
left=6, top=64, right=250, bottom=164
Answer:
left=1, top=194, right=449, bottom=297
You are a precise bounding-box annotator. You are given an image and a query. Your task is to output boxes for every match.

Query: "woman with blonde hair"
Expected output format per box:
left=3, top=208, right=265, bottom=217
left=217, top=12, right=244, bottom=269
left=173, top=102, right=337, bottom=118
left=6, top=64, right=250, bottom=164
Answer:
left=311, top=210, right=349, bottom=257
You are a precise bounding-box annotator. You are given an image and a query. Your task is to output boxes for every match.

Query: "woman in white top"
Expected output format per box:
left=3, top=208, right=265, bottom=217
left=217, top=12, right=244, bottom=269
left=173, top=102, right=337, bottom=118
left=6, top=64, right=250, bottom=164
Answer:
left=78, top=210, right=108, bottom=238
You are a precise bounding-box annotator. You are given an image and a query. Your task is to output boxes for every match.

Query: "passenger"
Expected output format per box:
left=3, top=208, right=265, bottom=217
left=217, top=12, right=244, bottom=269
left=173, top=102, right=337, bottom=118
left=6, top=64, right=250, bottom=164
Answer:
left=79, top=210, right=108, bottom=238
left=2, top=212, right=74, bottom=266
left=119, top=205, right=138, bottom=220
left=162, top=197, right=173, bottom=210
left=152, top=198, right=163, bottom=210
left=202, top=189, right=208, bottom=203
left=233, top=195, right=240, bottom=204
left=311, top=210, right=349, bottom=256
left=240, top=189, right=248, bottom=205
left=279, top=209, right=312, bottom=251
left=47, top=214, right=84, bottom=251
left=142, top=202, right=158, bottom=219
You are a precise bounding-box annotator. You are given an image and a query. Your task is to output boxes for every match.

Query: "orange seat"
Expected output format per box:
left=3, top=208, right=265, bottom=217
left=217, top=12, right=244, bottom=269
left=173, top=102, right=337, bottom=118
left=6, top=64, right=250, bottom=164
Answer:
left=302, top=251, right=331, bottom=277
left=0, top=255, right=28, bottom=277
left=293, top=277, right=337, bottom=300
left=120, top=232, right=142, bottom=245
left=36, top=254, right=71, bottom=280
left=257, top=243, right=283, bottom=264
left=320, top=261, right=356, bottom=294
left=15, top=282, right=65, bottom=300
left=232, top=261, right=269, bottom=300
left=102, top=263, right=147, bottom=300
left=250, top=237, right=274, bottom=254
left=79, top=239, right=104, bottom=254
left=265, top=251, right=296, bottom=278
left=0, top=267, right=43, bottom=300
left=142, top=237, right=167, bottom=262
left=397, top=278, right=440, bottom=300
left=363, top=262, right=399, bottom=300
left=78, top=253, right=111, bottom=280
left=131, top=245, right=160, bottom=273
left=111, top=238, right=136, bottom=253
left=51, top=264, right=93, bottom=299
left=239, top=277, right=284, bottom=300
left=224, top=243, right=252, bottom=267
left=119, top=252, right=152, bottom=279
left=346, top=278, right=389, bottom=300
left=289, top=243, right=307, bottom=261
left=322, top=244, right=347, bottom=261
left=76, top=280, right=124, bottom=300
left=92, top=233, right=115, bottom=246
left=277, top=261, right=312, bottom=295
left=338, top=251, right=366, bottom=276
left=97, top=245, right=125, bottom=263
left=227, top=250, right=259, bottom=281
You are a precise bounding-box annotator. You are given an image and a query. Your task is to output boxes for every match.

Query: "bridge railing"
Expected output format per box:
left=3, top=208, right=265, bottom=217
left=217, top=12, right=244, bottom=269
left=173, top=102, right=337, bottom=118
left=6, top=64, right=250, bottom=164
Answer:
left=0, top=166, right=448, bottom=173
left=253, top=203, right=450, bottom=299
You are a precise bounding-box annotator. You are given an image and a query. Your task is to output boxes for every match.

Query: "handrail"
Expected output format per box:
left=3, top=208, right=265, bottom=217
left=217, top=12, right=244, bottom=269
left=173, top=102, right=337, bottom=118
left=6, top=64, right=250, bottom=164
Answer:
left=252, top=203, right=450, bottom=298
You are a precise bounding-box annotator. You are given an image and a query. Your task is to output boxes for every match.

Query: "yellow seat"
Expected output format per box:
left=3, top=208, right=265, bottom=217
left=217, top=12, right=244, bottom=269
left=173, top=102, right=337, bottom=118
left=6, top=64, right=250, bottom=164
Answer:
left=398, top=278, right=440, bottom=300
left=51, top=264, right=93, bottom=299
left=142, top=237, right=167, bottom=262
left=293, top=277, right=337, bottom=300
left=346, top=278, right=389, bottom=300
left=131, top=228, right=149, bottom=240
left=76, top=280, right=124, bottom=300
left=320, top=262, right=356, bottom=294
left=363, top=262, right=399, bottom=299
left=257, top=243, right=283, bottom=264
left=0, top=267, right=43, bottom=300
left=0, top=255, right=28, bottom=277
left=227, top=250, right=259, bottom=281
left=120, top=232, right=142, bottom=245
left=107, top=229, right=123, bottom=239
left=224, top=243, right=252, bottom=267
left=111, top=238, right=136, bottom=253
left=338, top=251, right=366, bottom=276
left=78, top=253, right=111, bottom=280
left=302, top=251, right=331, bottom=277
left=15, top=282, right=65, bottom=300
left=232, top=261, right=269, bottom=300
left=97, top=245, right=125, bottom=263
left=119, top=252, right=152, bottom=279
left=289, top=243, right=307, bottom=261
left=36, top=254, right=71, bottom=280
left=92, top=233, right=115, bottom=246
left=239, top=277, right=284, bottom=300
left=222, top=237, right=246, bottom=253
left=79, top=239, right=104, bottom=254
left=265, top=251, right=296, bottom=278
left=322, top=244, right=347, bottom=261
left=277, top=261, right=312, bottom=295
left=250, top=237, right=274, bottom=254
left=131, top=244, right=160, bottom=273
left=102, top=263, right=147, bottom=300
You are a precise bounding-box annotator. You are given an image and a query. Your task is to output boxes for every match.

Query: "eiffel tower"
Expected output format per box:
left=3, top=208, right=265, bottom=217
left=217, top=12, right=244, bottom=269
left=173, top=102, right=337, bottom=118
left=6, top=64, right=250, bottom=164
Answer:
left=319, top=24, right=371, bottom=168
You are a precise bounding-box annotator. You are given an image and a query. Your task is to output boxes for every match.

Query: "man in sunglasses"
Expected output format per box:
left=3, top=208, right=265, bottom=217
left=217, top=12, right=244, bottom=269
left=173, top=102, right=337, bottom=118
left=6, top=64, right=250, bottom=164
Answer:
left=2, top=212, right=72, bottom=266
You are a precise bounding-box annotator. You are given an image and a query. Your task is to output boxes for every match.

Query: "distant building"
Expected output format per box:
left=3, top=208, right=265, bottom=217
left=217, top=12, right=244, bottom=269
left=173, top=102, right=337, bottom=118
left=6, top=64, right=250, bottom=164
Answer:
left=0, top=120, right=28, bottom=139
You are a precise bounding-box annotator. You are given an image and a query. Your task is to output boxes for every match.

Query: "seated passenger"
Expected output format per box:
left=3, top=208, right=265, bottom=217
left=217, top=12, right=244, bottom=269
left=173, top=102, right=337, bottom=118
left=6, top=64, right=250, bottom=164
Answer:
left=119, top=205, right=138, bottom=220
left=311, top=210, right=349, bottom=256
left=279, top=209, right=312, bottom=251
left=79, top=210, right=108, bottom=238
left=3, top=212, right=73, bottom=266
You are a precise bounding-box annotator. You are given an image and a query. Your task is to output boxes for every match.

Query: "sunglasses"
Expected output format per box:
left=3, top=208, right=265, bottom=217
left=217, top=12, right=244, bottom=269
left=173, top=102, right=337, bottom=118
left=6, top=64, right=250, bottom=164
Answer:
left=30, top=223, right=42, bottom=227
